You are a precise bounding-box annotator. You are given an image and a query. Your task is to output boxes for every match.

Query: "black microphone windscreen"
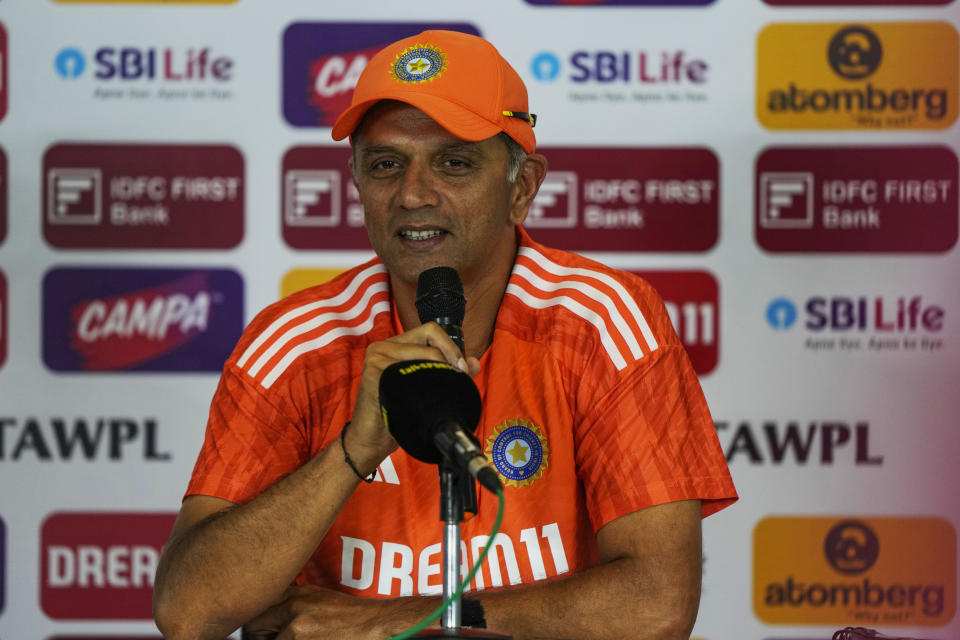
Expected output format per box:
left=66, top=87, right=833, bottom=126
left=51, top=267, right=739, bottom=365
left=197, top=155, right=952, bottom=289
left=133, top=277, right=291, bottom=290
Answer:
left=415, top=267, right=465, bottom=325
left=379, top=359, right=481, bottom=464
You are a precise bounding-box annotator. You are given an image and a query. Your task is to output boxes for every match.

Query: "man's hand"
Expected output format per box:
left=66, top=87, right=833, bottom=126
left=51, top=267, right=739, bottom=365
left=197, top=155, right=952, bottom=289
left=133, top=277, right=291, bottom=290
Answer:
left=243, top=585, right=437, bottom=640
left=153, top=322, right=480, bottom=640
left=344, top=321, right=482, bottom=476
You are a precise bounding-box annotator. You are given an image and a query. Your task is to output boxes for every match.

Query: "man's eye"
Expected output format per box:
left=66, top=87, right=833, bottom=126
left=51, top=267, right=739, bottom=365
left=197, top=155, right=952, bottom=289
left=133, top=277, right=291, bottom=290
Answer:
left=444, top=158, right=470, bottom=168
left=371, top=160, right=398, bottom=171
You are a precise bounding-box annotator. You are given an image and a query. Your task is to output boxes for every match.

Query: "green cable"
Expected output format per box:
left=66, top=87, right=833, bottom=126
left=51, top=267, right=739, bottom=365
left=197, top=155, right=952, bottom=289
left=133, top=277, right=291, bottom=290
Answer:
left=387, top=486, right=505, bottom=640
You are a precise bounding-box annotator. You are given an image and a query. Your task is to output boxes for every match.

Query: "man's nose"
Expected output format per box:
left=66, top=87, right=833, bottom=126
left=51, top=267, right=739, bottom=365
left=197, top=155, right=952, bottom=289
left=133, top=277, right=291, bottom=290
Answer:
left=397, top=162, right=438, bottom=210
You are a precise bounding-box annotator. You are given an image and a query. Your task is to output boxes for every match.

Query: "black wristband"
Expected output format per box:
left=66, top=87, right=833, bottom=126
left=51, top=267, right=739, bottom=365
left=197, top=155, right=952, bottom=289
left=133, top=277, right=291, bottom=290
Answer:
left=340, top=421, right=376, bottom=483
left=461, top=597, right=486, bottom=629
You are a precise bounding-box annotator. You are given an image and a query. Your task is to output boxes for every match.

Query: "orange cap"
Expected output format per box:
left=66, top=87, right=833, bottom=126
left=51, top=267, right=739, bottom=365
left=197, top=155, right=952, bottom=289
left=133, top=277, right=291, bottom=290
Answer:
left=331, top=30, right=537, bottom=153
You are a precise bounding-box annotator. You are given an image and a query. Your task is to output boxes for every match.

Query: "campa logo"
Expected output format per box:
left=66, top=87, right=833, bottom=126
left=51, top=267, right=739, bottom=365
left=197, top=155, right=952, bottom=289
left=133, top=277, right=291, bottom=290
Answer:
left=757, top=22, right=958, bottom=130
left=754, top=516, right=956, bottom=626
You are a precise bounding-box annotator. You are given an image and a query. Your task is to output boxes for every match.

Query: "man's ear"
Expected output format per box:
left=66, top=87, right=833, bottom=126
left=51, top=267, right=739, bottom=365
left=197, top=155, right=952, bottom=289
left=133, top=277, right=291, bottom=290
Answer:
left=509, top=153, right=548, bottom=226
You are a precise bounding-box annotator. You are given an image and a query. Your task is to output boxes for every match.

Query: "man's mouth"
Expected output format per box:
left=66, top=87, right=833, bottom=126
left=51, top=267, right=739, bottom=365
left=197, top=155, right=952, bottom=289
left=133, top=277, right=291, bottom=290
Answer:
left=399, top=229, right=446, bottom=241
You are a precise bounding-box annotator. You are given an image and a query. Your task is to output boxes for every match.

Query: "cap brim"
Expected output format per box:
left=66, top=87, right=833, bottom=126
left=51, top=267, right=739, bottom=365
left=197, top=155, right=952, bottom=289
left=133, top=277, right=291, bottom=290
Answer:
left=332, top=92, right=530, bottom=151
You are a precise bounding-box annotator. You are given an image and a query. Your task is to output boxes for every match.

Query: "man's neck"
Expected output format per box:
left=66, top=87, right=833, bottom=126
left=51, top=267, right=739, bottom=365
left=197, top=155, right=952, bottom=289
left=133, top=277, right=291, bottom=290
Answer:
left=390, top=249, right=517, bottom=361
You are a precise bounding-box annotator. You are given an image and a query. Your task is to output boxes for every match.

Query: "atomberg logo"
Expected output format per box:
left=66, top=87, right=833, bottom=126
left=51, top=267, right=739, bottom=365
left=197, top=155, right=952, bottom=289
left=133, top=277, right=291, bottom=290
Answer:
left=632, top=270, right=718, bottom=375
left=757, top=22, right=958, bottom=129
left=282, top=22, right=481, bottom=127
left=754, top=516, right=956, bottom=626
left=41, top=512, right=177, bottom=620
left=0, top=23, right=8, bottom=122
left=42, top=267, right=243, bottom=372
left=755, top=146, right=958, bottom=253
left=765, top=295, right=947, bottom=353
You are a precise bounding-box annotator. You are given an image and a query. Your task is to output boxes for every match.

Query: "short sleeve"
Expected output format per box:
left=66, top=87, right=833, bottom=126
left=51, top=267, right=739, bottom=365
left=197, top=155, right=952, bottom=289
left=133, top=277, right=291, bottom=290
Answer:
left=185, top=363, right=311, bottom=505
left=574, top=344, right=737, bottom=532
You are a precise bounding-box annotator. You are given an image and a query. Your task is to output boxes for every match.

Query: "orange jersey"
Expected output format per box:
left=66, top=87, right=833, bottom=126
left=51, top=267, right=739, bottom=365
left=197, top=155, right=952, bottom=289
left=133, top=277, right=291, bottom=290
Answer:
left=187, top=226, right=736, bottom=597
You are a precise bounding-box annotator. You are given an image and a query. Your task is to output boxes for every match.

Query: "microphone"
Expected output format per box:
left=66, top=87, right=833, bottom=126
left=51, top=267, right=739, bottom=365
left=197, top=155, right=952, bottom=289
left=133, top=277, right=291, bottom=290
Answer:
left=415, top=266, right=465, bottom=352
left=379, top=359, right=502, bottom=494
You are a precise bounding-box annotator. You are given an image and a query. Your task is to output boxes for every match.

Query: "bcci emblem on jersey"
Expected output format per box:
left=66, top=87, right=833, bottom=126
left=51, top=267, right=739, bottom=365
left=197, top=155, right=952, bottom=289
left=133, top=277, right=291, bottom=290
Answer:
left=486, top=418, right=549, bottom=488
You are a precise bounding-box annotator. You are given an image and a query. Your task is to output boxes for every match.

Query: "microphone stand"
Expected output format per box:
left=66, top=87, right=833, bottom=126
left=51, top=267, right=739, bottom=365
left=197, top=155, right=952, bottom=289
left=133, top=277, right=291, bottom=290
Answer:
left=410, top=459, right=510, bottom=638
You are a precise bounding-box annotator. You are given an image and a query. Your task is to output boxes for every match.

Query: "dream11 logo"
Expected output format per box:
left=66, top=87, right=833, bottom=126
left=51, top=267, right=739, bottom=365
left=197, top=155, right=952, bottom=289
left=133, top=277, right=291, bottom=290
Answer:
left=41, top=512, right=176, bottom=620
left=634, top=270, right=718, bottom=375
left=282, top=22, right=480, bottom=127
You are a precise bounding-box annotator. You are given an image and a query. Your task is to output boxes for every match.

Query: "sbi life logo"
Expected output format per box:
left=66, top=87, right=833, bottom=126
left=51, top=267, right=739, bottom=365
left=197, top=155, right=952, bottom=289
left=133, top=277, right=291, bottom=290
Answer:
left=55, top=48, right=86, bottom=79
left=766, top=298, right=798, bottom=330
left=766, top=296, right=945, bottom=332
left=529, top=48, right=708, bottom=84
left=54, top=46, right=234, bottom=81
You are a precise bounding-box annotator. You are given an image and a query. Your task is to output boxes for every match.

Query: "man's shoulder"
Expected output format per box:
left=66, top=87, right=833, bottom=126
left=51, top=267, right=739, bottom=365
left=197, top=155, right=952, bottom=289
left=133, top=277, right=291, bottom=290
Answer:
left=226, top=259, right=393, bottom=387
left=503, top=229, right=672, bottom=373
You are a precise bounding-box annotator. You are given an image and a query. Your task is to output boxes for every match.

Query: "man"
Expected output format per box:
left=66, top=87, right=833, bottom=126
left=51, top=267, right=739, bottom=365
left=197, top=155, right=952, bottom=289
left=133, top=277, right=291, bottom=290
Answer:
left=153, top=30, right=736, bottom=640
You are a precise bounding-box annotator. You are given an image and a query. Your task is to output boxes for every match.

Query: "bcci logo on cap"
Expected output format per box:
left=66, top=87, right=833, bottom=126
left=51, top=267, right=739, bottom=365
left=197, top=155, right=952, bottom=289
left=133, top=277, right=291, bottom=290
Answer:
left=828, top=26, right=883, bottom=80
left=391, top=44, right=446, bottom=83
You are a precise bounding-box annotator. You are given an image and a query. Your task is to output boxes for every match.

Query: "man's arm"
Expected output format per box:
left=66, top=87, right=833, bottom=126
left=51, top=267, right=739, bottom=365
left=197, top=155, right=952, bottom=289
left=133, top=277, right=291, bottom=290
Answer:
left=152, top=323, right=479, bottom=640
left=243, top=499, right=703, bottom=640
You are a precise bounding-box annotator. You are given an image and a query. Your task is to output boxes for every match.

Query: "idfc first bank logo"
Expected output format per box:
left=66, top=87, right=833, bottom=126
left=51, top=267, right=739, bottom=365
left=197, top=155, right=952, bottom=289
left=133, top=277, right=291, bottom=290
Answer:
left=282, top=22, right=480, bottom=127
left=43, top=267, right=243, bottom=372
left=41, top=512, right=176, bottom=620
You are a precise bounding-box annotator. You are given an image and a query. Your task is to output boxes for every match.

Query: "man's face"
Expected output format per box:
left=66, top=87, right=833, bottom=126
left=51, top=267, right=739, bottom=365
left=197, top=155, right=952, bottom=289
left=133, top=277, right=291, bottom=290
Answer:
left=351, top=102, right=526, bottom=289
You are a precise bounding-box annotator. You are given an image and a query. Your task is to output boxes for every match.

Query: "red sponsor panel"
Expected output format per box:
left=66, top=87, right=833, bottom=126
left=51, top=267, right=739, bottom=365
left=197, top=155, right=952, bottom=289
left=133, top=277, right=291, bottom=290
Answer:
left=43, top=144, right=244, bottom=249
left=281, top=145, right=370, bottom=250
left=0, top=23, right=7, bottom=122
left=0, top=270, right=6, bottom=369
left=633, top=270, right=718, bottom=375
left=280, top=146, right=717, bottom=252
left=756, top=146, right=958, bottom=253
left=0, top=145, right=7, bottom=244
left=527, top=147, right=718, bottom=252
left=41, top=512, right=176, bottom=619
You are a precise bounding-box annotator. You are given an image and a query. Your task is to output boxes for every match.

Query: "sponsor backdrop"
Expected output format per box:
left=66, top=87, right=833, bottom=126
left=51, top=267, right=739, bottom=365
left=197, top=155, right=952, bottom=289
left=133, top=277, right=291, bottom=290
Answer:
left=0, top=1, right=957, bottom=639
